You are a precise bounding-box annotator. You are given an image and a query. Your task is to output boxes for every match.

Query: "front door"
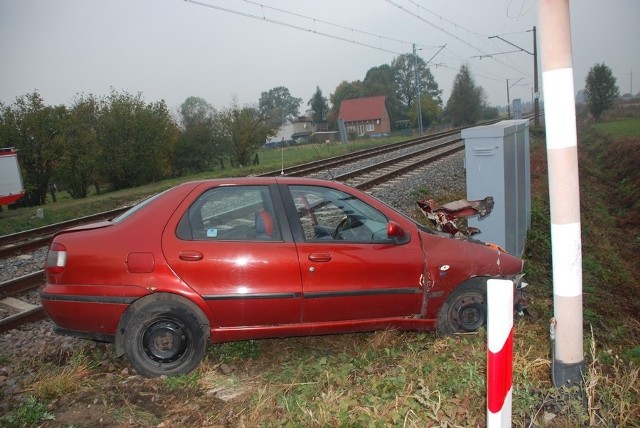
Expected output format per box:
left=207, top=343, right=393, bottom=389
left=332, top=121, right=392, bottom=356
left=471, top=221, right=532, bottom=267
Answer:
left=286, top=185, right=424, bottom=323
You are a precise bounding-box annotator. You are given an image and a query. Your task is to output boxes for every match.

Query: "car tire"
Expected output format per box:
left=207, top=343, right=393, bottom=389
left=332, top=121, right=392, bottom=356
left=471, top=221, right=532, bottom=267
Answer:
left=124, top=295, right=208, bottom=377
left=436, top=282, right=487, bottom=336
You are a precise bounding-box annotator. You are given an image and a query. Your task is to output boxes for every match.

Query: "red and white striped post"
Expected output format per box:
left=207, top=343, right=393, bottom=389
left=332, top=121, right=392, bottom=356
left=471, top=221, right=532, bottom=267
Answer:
left=486, top=279, right=514, bottom=427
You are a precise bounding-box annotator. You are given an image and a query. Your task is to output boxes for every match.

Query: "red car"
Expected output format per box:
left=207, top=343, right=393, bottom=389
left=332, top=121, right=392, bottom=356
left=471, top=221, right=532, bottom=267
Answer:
left=41, top=177, right=526, bottom=377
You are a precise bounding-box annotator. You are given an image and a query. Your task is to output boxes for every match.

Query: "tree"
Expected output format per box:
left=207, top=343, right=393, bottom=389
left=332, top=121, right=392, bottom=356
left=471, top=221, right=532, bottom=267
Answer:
left=584, top=63, right=619, bottom=121
left=307, top=86, right=329, bottom=124
left=0, top=92, right=65, bottom=205
left=410, top=96, right=442, bottom=130
left=444, top=64, right=486, bottom=127
left=174, top=97, right=217, bottom=174
left=218, top=100, right=278, bottom=167
left=392, top=53, right=442, bottom=110
left=258, top=86, right=302, bottom=127
left=97, top=89, right=177, bottom=189
left=56, top=94, right=101, bottom=198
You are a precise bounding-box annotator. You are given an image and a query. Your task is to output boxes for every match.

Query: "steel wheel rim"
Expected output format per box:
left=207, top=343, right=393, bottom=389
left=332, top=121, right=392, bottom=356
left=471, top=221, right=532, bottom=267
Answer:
left=142, top=320, right=188, bottom=363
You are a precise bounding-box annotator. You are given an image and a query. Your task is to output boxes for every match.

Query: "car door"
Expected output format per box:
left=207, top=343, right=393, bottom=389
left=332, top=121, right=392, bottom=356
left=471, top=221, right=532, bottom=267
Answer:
left=162, top=184, right=302, bottom=328
left=284, top=184, right=425, bottom=323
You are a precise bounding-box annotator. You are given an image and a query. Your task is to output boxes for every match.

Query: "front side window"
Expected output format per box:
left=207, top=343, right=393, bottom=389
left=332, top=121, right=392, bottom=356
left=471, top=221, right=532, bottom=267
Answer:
left=289, top=185, right=390, bottom=243
left=177, top=186, right=281, bottom=241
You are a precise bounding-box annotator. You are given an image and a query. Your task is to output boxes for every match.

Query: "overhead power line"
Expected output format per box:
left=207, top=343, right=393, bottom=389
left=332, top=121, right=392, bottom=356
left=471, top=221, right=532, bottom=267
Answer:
left=183, top=0, right=441, bottom=56
left=384, top=0, right=531, bottom=78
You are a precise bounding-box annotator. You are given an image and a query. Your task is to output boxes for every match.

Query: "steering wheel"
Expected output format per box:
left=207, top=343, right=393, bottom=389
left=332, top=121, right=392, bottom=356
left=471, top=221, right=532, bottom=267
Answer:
left=333, top=215, right=354, bottom=239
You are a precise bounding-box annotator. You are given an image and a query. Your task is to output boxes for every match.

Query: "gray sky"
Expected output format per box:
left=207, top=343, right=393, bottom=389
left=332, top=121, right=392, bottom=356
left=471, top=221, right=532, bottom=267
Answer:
left=1, top=0, right=638, bottom=114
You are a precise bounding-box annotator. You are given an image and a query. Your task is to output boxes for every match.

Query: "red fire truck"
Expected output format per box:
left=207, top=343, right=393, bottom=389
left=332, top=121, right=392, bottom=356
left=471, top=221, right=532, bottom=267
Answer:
left=0, top=147, right=25, bottom=205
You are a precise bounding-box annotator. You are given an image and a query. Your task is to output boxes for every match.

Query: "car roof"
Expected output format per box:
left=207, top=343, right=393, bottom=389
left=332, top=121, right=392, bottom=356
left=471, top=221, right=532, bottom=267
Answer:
left=185, top=176, right=351, bottom=189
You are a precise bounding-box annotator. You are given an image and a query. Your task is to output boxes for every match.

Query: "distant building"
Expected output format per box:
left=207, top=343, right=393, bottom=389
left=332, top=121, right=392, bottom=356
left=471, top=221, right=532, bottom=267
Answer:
left=338, top=95, right=391, bottom=137
left=290, top=115, right=314, bottom=144
left=266, top=122, right=295, bottom=145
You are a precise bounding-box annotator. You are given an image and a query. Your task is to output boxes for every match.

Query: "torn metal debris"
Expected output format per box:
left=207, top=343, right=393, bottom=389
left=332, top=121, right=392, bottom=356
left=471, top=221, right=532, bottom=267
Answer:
left=417, top=196, right=494, bottom=237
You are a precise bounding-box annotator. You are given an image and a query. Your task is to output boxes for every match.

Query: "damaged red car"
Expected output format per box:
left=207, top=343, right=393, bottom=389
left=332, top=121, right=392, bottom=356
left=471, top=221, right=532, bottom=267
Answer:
left=41, top=177, right=526, bottom=377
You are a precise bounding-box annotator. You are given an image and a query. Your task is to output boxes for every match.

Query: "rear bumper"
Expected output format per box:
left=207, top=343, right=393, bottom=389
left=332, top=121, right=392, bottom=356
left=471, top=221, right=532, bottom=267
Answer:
left=40, top=283, right=148, bottom=336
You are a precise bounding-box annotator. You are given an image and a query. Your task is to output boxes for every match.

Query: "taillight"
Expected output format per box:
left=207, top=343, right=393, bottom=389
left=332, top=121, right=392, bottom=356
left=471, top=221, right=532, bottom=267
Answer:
left=46, top=242, right=67, bottom=274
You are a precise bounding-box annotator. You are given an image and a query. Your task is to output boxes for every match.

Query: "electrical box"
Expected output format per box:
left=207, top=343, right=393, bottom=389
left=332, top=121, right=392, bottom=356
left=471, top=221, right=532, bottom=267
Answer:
left=461, top=120, right=530, bottom=256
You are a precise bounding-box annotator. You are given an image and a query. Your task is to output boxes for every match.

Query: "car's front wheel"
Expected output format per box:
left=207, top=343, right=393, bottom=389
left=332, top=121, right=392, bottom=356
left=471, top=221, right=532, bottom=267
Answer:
left=436, top=282, right=487, bottom=336
left=124, top=295, right=209, bottom=377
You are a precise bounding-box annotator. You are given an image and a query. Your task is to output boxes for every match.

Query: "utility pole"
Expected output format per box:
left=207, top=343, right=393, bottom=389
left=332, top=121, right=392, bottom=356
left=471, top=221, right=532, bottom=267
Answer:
left=539, top=0, right=584, bottom=388
left=413, top=44, right=446, bottom=136
left=413, top=43, right=424, bottom=135
left=630, top=69, right=635, bottom=95
left=489, top=27, right=540, bottom=127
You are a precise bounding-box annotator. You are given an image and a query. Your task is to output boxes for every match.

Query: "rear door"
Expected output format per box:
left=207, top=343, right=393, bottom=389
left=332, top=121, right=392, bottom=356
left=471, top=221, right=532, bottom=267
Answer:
left=162, top=184, right=302, bottom=328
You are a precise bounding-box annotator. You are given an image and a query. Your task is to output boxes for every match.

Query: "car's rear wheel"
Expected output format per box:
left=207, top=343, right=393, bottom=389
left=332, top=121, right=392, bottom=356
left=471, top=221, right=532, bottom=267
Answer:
left=436, top=282, right=487, bottom=336
left=124, top=296, right=208, bottom=377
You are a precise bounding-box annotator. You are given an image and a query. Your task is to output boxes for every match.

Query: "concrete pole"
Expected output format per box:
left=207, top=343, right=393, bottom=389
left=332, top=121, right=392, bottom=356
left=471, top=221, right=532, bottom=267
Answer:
left=533, top=26, right=540, bottom=128
left=538, top=0, right=584, bottom=387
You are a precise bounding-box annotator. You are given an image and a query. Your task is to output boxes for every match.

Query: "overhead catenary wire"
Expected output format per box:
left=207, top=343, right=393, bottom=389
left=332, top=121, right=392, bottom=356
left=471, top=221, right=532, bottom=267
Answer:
left=384, top=0, right=531, bottom=79
left=183, top=0, right=440, bottom=56
left=182, top=0, right=533, bottom=103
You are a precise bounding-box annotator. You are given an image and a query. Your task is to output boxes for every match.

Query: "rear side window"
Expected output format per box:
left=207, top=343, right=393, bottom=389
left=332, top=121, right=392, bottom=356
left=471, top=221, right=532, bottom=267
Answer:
left=176, top=186, right=281, bottom=241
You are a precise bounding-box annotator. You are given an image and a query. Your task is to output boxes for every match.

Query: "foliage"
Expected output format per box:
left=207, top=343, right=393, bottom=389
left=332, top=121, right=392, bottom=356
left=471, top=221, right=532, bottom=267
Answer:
left=219, top=100, right=278, bottom=167
left=174, top=96, right=220, bottom=175
left=258, top=86, right=302, bottom=127
left=0, top=396, right=55, bottom=427
left=444, top=64, right=486, bottom=127
left=55, top=94, right=101, bottom=198
left=307, top=86, right=329, bottom=124
left=391, top=53, right=442, bottom=111
left=97, top=89, right=178, bottom=189
left=584, top=63, right=619, bottom=121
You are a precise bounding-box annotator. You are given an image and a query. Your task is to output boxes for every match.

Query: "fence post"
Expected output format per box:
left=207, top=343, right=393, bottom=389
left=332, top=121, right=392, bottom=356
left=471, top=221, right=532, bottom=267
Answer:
left=487, top=279, right=514, bottom=427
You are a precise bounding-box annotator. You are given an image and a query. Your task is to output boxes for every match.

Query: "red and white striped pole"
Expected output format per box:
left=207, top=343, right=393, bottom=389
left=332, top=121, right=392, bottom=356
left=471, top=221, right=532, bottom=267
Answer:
left=487, top=279, right=513, bottom=427
left=538, top=0, right=584, bottom=387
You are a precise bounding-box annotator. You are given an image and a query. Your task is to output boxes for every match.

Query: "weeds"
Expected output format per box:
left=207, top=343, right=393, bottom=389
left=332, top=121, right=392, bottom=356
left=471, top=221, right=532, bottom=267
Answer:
left=0, top=396, right=55, bottom=427
left=163, top=371, right=200, bottom=391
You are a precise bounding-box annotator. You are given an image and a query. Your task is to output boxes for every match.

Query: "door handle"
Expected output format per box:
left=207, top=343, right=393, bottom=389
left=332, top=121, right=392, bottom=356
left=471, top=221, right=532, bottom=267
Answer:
left=308, top=253, right=332, bottom=262
left=179, top=250, right=203, bottom=261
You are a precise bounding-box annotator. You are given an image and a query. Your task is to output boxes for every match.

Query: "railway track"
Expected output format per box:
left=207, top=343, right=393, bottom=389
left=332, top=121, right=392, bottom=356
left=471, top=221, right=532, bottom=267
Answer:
left=0, top=271, right=46, bottom=332
left=0, top=115, right=533, bottom=333
left=0, top=208, right=129, bottom=259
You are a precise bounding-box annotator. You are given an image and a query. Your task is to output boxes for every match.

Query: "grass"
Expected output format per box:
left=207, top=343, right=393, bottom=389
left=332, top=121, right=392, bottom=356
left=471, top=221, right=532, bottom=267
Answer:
left=2, top=114, right=640, bottom=426
left=590, top=117, right=640, bottom=139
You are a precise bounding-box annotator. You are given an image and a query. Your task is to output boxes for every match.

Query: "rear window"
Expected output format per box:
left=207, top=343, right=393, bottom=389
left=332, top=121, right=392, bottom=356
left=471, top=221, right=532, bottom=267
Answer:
left=111, top=189, right=169, bottom=223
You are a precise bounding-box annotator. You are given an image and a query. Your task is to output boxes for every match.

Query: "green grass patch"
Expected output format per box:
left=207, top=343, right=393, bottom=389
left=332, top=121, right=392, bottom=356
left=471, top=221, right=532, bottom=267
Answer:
left=591, top=118, right=640, bottom=139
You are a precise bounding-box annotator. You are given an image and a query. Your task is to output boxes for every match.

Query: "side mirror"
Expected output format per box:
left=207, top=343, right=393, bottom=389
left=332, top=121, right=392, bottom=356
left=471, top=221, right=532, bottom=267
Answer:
left=387, top=221, right=409, bottom=244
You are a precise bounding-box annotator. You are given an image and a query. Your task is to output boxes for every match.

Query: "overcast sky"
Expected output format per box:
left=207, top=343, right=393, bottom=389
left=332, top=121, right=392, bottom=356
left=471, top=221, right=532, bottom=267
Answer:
left=1, top=0, right=638, bottom=114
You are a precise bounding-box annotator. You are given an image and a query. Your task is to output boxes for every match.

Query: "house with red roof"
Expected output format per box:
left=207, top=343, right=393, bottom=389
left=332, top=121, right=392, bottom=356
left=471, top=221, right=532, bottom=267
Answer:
left=338, top=95, right=391, bottom=138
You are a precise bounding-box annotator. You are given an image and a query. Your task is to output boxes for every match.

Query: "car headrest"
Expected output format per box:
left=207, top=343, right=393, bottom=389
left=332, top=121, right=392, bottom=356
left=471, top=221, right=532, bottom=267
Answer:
left=255, top=210, right=273, bottom=237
